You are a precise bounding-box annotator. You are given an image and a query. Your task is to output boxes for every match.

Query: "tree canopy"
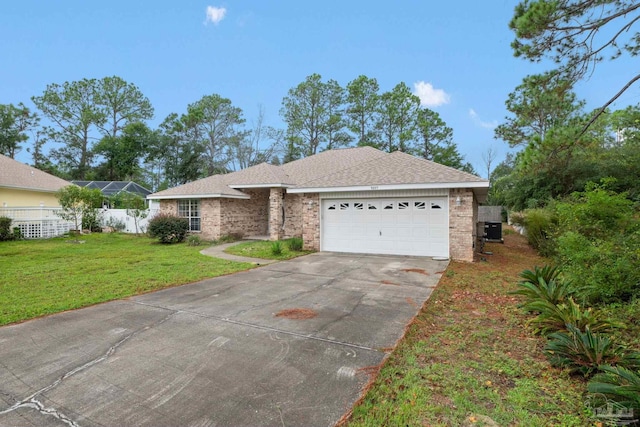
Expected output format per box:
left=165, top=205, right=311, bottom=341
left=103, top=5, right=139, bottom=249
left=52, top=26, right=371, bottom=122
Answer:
left=510, top=0, right=640, bottom=128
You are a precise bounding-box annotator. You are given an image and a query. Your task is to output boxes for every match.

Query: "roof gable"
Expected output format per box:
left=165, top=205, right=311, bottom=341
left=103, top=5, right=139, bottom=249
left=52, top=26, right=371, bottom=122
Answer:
left=0, top=154, right=72, bottom=193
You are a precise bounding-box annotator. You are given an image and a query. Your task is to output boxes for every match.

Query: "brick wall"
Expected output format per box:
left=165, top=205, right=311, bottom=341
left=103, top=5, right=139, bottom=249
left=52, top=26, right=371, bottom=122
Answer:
left=283, top=193, right=303, bottom=238
left=302, top=193, right=320, bottom=251
left=269, top=188, right=284, bottom=240
left=159, top=190, right=268, bottom=241
left=200, top=198, right=221, bottom=240
left=220, top=189, right=269, bottom=238
left=449, top=188, right=476, bottom=262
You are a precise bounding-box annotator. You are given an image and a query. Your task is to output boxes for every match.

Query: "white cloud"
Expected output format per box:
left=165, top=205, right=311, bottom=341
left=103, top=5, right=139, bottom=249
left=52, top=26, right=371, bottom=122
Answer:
left=205, top=6, right=227, bottom=25
left=413, top=81, right=450, bottom=107
left=469, top=108, right=498, bottom=130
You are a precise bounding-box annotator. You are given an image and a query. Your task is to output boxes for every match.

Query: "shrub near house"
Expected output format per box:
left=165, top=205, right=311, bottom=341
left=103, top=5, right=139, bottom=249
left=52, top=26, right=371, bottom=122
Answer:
left=148, top=213, right=189, bottom=244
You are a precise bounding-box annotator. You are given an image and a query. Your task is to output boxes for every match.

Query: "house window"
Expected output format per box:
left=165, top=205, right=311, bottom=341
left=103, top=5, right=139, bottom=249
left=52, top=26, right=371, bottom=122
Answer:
left=367, top=202, right=378, bottom=210
left=178, top=199, right=201, bottom=232
left=431, top=202, right=442, bottom=210
left=354, top=202, right=364, bottom=210
left=327, top=203, right=337, bottom=210
left=398, top=202, right=409, bottom=210
left=340, top=203, right=349, bottom=210
left=383, top=203, right=394, bottom=210
left=414, top=201, right=426, bottom=210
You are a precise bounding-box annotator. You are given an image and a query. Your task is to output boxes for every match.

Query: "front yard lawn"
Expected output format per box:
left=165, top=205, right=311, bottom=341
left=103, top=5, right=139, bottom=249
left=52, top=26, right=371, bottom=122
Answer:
left=225, top=238, right=313, bottom=260
left=344, top=230, right=591, bottom=426
left=0, top=233, right=253, bottom=326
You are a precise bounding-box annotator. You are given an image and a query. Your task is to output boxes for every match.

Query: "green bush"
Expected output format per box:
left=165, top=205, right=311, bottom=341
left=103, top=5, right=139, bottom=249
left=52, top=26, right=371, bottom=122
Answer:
left=147, top=214, right=189, bottom=244
left=217, top=233, right=244, bottom=244
left=270, top=241, right=283, bottom=255
left=12, top=227, right=22, bottom=240
left=287, top=237, right=303, bottom=251
left=512, top=265, right=571, bottom=310
left=523, top=208, right=557, bottom=256
left=544, top=325, right=638, bottom=377
left=527, top=297, right=621, bottom=336
left=556, top=230, right=640, bottom=304
left=186, top=235, right=202, bottom=246
left=588, top=365, right=640, bottom=412
left=0, top=216, right=13, bottom=241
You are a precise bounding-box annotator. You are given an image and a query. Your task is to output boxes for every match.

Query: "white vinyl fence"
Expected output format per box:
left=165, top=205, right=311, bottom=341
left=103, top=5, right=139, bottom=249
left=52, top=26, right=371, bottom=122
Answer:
left=0, top=207, right=160, bottom=239
left=0, top=207, right=74, bottom=239
left=101, top=208, right=159, bottom=234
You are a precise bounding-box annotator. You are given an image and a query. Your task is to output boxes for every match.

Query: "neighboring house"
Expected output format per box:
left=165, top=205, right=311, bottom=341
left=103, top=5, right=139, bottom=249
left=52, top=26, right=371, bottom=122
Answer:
left=71, top=180, right=152, bottom=207
left=148, top=147, right=489, bottom=261
left=0, top=154, right=75, bottom=238
left=0, top=154, right=71, bottom=208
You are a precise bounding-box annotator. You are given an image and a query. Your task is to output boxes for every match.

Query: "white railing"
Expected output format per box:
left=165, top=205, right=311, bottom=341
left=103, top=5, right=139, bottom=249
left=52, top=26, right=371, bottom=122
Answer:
left=1, top=207, right=161, bottom=238
left=101, top=208, right=159, bottom=234
left=0, top=207, right=74, bottom=239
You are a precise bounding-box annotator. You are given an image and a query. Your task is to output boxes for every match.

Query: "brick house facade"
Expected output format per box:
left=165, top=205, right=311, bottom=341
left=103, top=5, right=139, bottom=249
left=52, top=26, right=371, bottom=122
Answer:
left=149, top=148, right=489, bottom=262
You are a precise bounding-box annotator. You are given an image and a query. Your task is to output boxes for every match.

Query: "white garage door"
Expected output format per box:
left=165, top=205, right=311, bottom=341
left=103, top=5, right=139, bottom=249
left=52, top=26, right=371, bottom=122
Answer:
left=321, top=197, right=449, bottom=257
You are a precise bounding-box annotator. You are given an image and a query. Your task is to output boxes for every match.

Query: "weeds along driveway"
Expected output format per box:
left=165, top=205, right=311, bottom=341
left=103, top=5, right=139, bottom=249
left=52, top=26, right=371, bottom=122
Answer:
left=0, top=252, right=446, bottom=427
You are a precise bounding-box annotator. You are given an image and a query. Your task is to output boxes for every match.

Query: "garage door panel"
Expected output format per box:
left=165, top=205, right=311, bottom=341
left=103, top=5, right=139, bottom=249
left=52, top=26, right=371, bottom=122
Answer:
left=321, top=197, right=449, bottom=258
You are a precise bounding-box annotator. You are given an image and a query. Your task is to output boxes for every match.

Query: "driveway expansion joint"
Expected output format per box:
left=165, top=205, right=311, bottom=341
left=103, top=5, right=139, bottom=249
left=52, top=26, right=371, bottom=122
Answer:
left=132, top=300, right=382, bottom=353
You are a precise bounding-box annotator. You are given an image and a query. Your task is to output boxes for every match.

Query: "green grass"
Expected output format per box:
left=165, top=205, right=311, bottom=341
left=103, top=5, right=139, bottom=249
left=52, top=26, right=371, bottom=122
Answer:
left=224, top=238, right=313, bottom=260
left=345, top=232, right=592, bottom=426
left=0, top=233, right=254, bottom=326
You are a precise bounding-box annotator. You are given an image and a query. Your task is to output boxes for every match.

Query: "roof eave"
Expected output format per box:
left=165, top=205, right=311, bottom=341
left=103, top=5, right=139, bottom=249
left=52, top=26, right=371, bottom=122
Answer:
left=287, top=181, right=490, bottom=194
left=0, top=183, right=72, bottom=193
left=147, top=193, right=250, bottom=200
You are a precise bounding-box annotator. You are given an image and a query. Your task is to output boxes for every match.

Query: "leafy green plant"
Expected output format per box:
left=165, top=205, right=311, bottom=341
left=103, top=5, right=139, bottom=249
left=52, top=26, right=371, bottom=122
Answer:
left=527, top=297, right=621, bottom=335
left=186, top=235, right=202, bottom=247
left=588, top=365, right=640, bottom=412
left=270, top=240, right=283, bottom=255
left=0, top=216, right=13, bottom=241
left=287, top=237, right=303, bottom=251
left=523, top=208, right=557, bottom=256
left=12, top=227, right=22, bottom=240
left=545, top=325, right=637, bottom=376
left=147, top=214, right=189, bottom=244
left=511, top=265, right=571, bottom=311
left=56, top=185, right=103, bottom=235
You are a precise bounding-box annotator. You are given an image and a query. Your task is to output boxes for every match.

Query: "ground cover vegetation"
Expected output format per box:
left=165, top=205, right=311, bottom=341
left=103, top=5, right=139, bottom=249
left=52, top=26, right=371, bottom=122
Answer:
left=345, top=234, right=593, bottom=426
left=225, top=237, right=311, bottom=260
left=0, top=233, right=253, bottom=326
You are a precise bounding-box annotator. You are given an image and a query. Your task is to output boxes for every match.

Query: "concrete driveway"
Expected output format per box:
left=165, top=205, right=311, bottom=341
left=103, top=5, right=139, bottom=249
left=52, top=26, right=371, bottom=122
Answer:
left=0, top=252, right=447, bottom=427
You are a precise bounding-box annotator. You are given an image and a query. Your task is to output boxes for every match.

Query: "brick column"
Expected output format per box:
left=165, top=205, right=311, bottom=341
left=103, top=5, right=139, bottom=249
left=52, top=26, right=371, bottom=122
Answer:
left=269, top=188, right=284, bottom=241
left=449, top=188, right=475, bottom=262
left=302, top=193, right=320, bottom=251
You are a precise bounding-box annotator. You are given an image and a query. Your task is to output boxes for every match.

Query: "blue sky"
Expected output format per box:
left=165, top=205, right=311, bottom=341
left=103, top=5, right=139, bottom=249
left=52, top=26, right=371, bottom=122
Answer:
left=2, top=1, right=638, bottom=176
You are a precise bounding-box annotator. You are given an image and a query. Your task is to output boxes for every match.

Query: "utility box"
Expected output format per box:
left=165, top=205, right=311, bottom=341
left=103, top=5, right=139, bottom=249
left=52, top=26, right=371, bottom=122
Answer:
left=484, top=221, right=503, bottom=242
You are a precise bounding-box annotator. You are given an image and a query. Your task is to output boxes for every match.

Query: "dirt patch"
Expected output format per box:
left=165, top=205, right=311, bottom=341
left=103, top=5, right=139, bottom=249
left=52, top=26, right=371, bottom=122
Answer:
left=401, top=268, right=429, bottom=275
left=274, top=308, right=317, bottom=320
left=381, top=280, right=400, bottom=286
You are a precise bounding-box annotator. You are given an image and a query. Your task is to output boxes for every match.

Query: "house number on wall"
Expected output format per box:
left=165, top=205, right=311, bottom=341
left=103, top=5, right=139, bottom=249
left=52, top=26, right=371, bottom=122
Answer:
left=370, top=186, right=378, bottom=190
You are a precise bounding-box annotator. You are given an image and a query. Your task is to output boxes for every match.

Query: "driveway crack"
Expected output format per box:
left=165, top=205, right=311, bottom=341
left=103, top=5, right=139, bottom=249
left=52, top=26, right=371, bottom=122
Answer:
left=0, top=310, right=177, bottom=426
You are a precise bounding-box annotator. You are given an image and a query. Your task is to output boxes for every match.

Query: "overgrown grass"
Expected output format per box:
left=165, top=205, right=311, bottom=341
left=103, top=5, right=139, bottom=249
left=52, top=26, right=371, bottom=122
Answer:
left=0, top=233, right=254, bottom=326
left=345, top=231, right=591, bottom=426
left=225, top=238, right=313, bottom=260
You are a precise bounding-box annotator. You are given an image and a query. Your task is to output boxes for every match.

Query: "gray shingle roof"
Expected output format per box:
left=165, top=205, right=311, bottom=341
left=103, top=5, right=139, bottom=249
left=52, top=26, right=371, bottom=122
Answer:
left=0, top=154, right=72, bottom=193
left=148, top=147, right=488, bottom=199
left=294, top=151, right=487, bottom=189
